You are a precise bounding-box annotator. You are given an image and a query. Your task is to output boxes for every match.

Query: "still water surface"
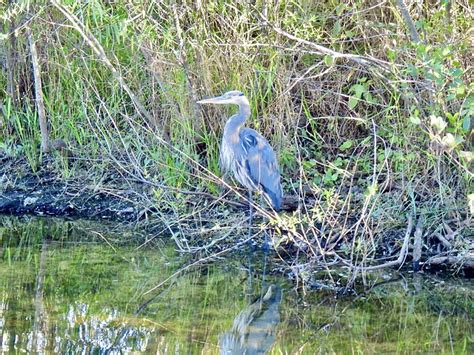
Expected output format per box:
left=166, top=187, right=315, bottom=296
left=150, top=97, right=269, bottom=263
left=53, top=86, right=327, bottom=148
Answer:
left=0, top=216, right=473, bottom=353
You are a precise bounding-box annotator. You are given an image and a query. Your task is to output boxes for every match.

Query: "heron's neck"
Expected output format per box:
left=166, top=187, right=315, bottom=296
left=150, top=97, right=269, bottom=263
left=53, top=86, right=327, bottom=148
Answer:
left=224, top=98, right=250, bottom=134
left=229, top=99, right=250, bottom=127
left=238, top=98, right=250, bottom=118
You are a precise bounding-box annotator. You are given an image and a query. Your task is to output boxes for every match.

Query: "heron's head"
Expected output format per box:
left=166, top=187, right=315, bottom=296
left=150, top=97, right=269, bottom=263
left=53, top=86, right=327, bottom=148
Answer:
left=197, top=90, right=247, bottom=105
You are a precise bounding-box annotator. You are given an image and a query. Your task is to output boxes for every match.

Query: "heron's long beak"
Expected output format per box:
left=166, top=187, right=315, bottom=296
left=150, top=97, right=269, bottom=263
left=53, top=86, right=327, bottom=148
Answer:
left=196, top=95, right=229, bottom=104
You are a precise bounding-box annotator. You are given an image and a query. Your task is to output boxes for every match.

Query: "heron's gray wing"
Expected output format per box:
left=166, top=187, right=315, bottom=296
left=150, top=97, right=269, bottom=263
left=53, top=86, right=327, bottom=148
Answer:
left=240, top=128, right=282, bottom=210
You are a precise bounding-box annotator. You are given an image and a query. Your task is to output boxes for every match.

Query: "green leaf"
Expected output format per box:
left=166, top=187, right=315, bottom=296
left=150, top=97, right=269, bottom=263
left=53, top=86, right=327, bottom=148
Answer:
left=446, top=93, right=456, bottom=101
left=409, top=116, right=421, bottom=125
left=462, top=116, right=471, bottom=132
left=340, top=140, right=353, bottom=151
left=366, top=183, right=378, bottom=197
left=407, top=64, right=418, bottom=77
left=348, top=97, right=358, bottom=109
left=350, top=84, right=365, bottom=98
left=456, top=85, right=466, bottom=96
left=332, top=20, right=341, bottom=36
left=323, top=55, right=334, bottom=66
left=387, top=49, right=396, bottom=62
left=335, top=3, right=347, bottom=15
left=451, top=68, right=462, bottom=77
left=344, top=30, right=354, bottom=38
left=334, top=157, right=344, bottom=166
left=364, top=91, right=375, bottom=104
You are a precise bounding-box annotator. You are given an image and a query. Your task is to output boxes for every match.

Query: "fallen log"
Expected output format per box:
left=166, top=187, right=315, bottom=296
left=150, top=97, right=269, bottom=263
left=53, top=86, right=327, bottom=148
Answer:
left=425, top=255, right=474, bottom=269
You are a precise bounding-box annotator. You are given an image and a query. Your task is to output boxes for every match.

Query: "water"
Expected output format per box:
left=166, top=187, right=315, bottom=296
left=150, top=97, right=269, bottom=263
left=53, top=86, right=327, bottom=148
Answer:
left=0, top=216, right=473, bottom=354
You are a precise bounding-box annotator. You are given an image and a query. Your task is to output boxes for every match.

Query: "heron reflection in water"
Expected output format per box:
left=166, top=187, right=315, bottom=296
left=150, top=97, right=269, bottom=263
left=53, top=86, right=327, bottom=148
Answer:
left=219, top=284, right=282, bottom=354
left=197, top=91, right=282, bottom=241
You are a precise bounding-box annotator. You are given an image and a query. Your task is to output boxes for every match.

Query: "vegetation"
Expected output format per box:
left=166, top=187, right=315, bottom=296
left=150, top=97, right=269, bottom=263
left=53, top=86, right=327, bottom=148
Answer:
left=1, top=1, right=472, bottom=281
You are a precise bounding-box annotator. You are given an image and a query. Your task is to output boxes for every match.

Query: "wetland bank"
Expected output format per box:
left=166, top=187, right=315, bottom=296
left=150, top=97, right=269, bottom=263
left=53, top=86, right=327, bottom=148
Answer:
left=0, top=0, right=473, bottom=352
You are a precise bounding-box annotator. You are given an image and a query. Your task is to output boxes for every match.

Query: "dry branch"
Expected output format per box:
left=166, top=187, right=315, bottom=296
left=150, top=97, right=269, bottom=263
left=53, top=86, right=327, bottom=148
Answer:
left=50, top=0, right=158, bottom=136
left=433, top=232, right=453, bottom=250
left=5, top=0, right=19, bottom=105
left=427, top=255, right=474, bottom=269
left=26, top=25, right=49, bottom=153
left=260, top=11, right=391, bottom=69
left=339, top=214, right=414, bottom=272
left=395, top=0, right=421, bottom=43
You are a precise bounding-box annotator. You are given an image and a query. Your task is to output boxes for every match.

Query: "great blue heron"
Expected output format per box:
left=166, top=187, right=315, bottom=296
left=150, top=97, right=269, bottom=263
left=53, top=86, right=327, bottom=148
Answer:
left=197, top=90, right=282, bottom=240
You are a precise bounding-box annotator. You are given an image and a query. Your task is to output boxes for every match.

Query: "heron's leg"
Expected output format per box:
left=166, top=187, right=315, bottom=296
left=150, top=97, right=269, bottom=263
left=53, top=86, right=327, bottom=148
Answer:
left=246, top=190, right=255, bottom=295
left=259, top=250, right=268, bottom=310
left=248, top=189, right=253, bottom=240
left=260, top=195, right=270, bottom=253
left=218, top=173, right=229, bottom=198
left=246, top=244, right=254, bottom=301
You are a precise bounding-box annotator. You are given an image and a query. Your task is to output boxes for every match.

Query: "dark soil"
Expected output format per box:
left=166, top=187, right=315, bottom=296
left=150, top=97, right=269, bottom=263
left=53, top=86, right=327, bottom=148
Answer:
left=0, top=156, right=142, bottom=221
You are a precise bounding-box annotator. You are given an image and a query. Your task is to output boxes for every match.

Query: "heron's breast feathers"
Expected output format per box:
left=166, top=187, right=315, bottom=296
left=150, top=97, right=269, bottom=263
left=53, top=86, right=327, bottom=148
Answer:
left=219, top=138, right=234, bottom=173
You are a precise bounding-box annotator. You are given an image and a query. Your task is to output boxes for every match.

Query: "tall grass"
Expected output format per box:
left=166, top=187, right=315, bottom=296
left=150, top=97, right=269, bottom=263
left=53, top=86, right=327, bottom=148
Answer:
left=1, top=0, right=472, bottom=281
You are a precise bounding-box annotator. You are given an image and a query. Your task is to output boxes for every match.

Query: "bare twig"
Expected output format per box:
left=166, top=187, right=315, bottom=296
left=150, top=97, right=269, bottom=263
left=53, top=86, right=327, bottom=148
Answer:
left=27, top=25, right=49, bottom=153
left=259, top=11, right=391, bottom=69
left=427, top=255, right=474, bottom=269
left=395, top=0, right=421, bottom=43
left=443, top=222, right=459, bottom=240
left=339, top=214, right=414, bottom=272
left=5, top=0, right=19, bottom=105
left=50, top=0, right=158, bottom=135
left=433, top=232, right=453, bottom=250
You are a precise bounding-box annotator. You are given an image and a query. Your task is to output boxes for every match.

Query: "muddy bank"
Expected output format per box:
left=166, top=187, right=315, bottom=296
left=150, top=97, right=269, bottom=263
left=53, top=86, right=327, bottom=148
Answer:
left=0, top=155, right=299, bottom=221
left=1, top=155, right=472, bottom=277
left=0, top=158, right=142, bottom=221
